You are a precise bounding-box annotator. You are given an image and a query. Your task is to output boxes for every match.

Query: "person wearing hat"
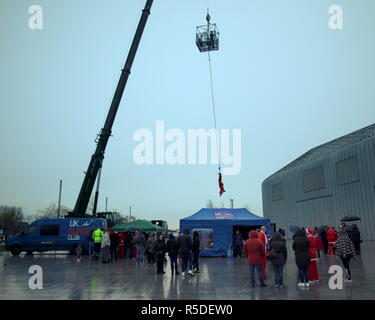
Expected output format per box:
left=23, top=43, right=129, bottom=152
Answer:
left=244, top=230, right=266, bottom=287
left=326, top=227, right=338, bottom=255
left=314, top=232, right=323, bottom=258
left=306, top=228, right=319, bottom=283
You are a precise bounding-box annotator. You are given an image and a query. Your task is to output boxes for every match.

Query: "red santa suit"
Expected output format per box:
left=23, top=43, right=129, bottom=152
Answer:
left=307, top=231, right=319, bottom=281
left=218, top=173, right=225, bottom=196
left=118, top=233, right=125, bottom=258
left=326, top=228, right=338, bottom=255
left=258, top=231, right=268, bottom=279
left=314, top=234, right=323, bottom=255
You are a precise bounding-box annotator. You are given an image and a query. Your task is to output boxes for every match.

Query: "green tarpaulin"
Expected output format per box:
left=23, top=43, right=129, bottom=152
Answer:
left=112, top=219, right=164, bottom=232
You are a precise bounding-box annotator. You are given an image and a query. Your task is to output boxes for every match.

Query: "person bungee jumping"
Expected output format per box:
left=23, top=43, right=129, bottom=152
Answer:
left=218, top=172, right=225, bottom=196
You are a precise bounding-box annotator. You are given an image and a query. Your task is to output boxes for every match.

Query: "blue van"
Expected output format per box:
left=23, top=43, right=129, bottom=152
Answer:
left=6, top=218, right=107, bottom=255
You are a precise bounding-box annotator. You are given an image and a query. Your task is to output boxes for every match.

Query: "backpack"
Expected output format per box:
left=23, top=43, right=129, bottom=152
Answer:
left=267, top=248, right=277, bottom=259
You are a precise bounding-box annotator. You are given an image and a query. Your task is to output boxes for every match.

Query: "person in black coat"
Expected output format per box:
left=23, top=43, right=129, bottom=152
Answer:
left=154, top=234, right=166, bottom=274
left=109, top=231, right=120, bottom=262
left=347, top=224, right=361, bottom=255
left=292, top=228, right=310, bottom=287
left=166, top=233, right=179, bottom=275
left=192, top=231, right=200, bottom=274
left=320, top=226, right=328, bottom=254
left=178, top=229, right=194, bottom=276
left=269, top=232, right=287, bottom=288
left=125, top=231, right=133, bottom=259
left=233, top=230, right=244, bottom=258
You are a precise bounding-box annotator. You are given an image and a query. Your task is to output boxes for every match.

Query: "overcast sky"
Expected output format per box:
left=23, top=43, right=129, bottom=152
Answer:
left=1, top=0, right=374, bottom=229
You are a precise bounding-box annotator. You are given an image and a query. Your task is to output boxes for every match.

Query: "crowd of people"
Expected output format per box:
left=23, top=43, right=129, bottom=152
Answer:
left=235, top=223, right=361, bottom=288
left=83, top=228, right=201, bottom=276
left=79, top=222, right=361, bottom=288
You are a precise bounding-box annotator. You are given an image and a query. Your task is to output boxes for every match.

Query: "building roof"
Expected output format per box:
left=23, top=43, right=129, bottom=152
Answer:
left=268, top=123, right=375, bottom=178
left=180, top=208, right=269, bottom=222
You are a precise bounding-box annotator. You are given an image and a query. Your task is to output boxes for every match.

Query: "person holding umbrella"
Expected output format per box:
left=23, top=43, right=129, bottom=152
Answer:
left=336, top=226, right=356, bottom=282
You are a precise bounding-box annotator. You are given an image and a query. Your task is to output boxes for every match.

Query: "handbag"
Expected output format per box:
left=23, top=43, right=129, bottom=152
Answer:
left=267, top=248, right=277, bottom=259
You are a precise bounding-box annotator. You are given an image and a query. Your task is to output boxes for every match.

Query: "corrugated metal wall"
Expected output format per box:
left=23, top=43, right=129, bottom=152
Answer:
left=262, top=138, right=375, bottom=240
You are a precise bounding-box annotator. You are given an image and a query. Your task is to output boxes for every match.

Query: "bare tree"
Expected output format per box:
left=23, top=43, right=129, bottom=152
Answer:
left=37, top=203, right=57, bottom=218
left=37, top=203, right=72, bottom=219
left=0, top=205, right=25, bottom=234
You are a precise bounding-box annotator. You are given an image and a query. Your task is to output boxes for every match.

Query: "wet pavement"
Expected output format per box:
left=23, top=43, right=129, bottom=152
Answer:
left=0, top=241, right=374, bottom=300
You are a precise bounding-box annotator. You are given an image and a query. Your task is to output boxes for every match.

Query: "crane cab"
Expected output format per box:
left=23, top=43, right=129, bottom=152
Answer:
left=196, top=14, right=219, bottom=52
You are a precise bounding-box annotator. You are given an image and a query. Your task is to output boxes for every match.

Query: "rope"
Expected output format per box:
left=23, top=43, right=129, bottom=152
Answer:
left=207, top=50, right=221, bottom=172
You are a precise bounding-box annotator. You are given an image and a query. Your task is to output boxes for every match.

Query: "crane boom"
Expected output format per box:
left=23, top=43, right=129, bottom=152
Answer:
left=71, top=0, right=154, bottom=217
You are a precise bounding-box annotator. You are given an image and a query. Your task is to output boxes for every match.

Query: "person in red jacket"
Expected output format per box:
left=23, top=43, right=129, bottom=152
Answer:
left=258, top=226, right=269, bottom=279
left=326, top=227, right=338, bottom=255
left=314, top=232, right=323, bottom=258
left=306, top=229, right=319, bottom=283
left=244, top=230, right=266, bottom=287
left=118, top=232, right=125, bottom=258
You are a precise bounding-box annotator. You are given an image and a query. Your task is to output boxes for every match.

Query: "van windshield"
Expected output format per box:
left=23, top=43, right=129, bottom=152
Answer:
left=23, top=225, right=37, bottom=236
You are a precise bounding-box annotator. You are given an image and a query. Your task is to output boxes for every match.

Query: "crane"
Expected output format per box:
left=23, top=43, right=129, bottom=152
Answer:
left=68, top=0, right=154, bottom=218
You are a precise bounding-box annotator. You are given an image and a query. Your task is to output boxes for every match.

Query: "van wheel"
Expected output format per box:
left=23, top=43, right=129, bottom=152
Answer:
left=10, top=244, right=22, bottom=256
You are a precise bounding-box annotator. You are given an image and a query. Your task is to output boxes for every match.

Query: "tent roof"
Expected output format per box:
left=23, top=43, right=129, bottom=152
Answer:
left=180, top=208, right=269, bottom=222
left=112, top=219, right=164, bottom=232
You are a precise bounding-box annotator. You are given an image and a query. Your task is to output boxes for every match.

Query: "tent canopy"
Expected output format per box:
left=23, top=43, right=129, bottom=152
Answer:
left=112, top=219, right=164, bottom=232
left=180, top=208, right=271, bottom=257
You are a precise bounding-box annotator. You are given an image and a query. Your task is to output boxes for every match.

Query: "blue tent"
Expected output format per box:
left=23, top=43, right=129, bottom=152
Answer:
left=180, top=208, right=271, bottom=257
